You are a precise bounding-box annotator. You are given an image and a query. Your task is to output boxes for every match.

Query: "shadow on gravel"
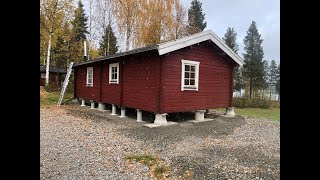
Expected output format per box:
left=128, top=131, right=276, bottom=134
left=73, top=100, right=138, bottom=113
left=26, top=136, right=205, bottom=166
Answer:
left=123, top=115, right=246, bottom=146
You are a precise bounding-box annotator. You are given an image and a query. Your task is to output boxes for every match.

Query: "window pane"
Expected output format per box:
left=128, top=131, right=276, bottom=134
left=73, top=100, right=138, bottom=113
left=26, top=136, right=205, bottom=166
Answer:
left=112, top=74, right=115, bottom=79
left=190, top=79, right=195, bottom=85
left=185, top=72, right=190, bottom=78
left=185, top=65, right=190, bottom=71
left=114, top=72, right=117, bottom=79
left=184, top=79, right=189, bottom=85
left=191, top=65, right=195, bottom=72
left=190, top=72, right=195, bottom=78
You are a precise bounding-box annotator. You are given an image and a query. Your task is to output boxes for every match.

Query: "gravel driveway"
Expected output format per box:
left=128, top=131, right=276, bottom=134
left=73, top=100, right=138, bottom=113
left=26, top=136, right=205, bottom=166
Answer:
left=40, top=104, right=280, bottom=179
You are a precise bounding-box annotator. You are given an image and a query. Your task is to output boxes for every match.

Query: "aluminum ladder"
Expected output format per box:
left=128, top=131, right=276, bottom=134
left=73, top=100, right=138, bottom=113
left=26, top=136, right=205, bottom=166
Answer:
left=57, top=62, right=74, bottom=106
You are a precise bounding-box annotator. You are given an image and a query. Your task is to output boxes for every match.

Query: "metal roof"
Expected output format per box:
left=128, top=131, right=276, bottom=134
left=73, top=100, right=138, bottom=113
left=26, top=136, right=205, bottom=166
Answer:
left=73, top=45, right=158, bottom=67
left=40, top=65, right=67, bottom=73
left=73, top=30, right=244, bottom=67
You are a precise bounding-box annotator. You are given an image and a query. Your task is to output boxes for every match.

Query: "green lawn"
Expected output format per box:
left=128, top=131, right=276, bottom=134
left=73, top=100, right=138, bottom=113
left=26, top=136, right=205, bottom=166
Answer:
left=217, top=108, right=280, bottom=121
left=40, top=91, right=73, bottom=106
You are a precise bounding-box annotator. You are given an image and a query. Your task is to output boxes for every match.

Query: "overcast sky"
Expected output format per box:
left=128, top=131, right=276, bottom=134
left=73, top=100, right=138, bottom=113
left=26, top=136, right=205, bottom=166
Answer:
left=83, top=0, right=279, bottom=64
left=181, top=0, right=280, bottom=64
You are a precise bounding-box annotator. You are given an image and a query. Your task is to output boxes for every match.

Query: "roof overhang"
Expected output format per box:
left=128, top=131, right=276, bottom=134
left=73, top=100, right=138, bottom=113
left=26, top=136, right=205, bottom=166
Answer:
left=157, top=30, right=244, bottom=66
left=73, top=30, right=243, bottom=67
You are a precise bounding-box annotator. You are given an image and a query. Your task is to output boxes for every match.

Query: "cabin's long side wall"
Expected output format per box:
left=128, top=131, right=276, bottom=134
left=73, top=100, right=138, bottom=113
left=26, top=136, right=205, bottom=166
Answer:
left=100, top=61, right=121, bottom=105
left=74, top=51, right=160, bottom=112
left=74, top=63, right=101, bottom=102
left=121, top=52, right=160, bottom=112
left=160, top=41, right=236, bottom=113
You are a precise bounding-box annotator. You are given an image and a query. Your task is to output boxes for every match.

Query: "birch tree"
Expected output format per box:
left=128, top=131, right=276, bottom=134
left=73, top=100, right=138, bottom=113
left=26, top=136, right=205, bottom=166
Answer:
left=172, top=0, right=187, bottom=40
left=96, top=0, right=115, bottom=56
left=40, top=0, right=71, bottom=86
left=113, top=0, right=139, bottom=51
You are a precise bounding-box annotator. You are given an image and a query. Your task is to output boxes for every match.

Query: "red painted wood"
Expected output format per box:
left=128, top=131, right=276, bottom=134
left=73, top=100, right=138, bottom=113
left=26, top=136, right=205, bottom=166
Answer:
left=74, top=41, right=236, bottom=113
left=75, top=63, right=101, bottom=102
left=121, top=52, right=160, bottom=112
left=160, top=40, right=236, bottom=113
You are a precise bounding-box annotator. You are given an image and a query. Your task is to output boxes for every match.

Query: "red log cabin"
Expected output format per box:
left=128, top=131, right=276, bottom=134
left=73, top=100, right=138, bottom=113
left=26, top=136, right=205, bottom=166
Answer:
left=73, top=30, right=243, bottom=124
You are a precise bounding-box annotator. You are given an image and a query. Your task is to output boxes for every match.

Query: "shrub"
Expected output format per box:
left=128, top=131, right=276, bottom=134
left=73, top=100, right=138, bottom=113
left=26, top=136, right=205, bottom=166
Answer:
left=232, top=97, right=277, bottom=109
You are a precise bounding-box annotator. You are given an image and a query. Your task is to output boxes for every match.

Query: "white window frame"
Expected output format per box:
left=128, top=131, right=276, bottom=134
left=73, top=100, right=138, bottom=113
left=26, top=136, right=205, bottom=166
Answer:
left=86, top=67, right=93, bottom=87
left=181, top=59, right=200, bottom=91
left=109, top=62, right=119, bottom=84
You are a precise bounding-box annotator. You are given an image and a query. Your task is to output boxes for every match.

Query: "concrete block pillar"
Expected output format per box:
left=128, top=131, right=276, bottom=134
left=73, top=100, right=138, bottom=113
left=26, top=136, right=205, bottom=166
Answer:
left=72, top=98, right=79, bottom=103
left=90, top=101, right=95, bottom=109
left=137, top=109, right=143, bottom=122
left=98, top=102, right=105, bottom=110
left=154, top=113, right=168, bottom=125
left=195, top=110, right=206, bottom=121
left=225, top=107, right=235, bottom=117
left=81, top=99, right=86, bottom=106
left=119, top=107, right=126, bottom=118
left=111, top=104, right=117, bottom=115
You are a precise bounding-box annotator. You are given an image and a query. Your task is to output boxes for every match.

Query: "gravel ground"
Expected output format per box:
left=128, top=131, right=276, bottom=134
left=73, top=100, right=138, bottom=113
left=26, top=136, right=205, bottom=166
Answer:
left=40, top=104, right=280, bottom=179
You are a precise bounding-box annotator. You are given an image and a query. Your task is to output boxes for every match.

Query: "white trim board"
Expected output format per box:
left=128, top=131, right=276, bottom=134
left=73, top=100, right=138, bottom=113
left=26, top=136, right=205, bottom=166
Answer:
left=109, top=62, right=119, bottom=84
left=157, top=30, right=243, bottom=66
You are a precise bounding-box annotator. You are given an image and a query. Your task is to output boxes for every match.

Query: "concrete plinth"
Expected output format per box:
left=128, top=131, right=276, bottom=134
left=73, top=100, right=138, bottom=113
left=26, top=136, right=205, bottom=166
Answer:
left=137, top=109, right=143, bottom=122
left=111, top=104, right=117, bottom=115
left=224, top=107, right=235, bottom=117
left=90, top=101, right=95, bottom=109
left=119, top=107, right=126, bottom=118
left=98, top=102, right=105, bottom=110
left=195, top=110, right=206, bottom=121
left=72, top=98, right=79, bottom=103
left=81, top=99, right=86, bottom=106
left=154, top=113, right=168, bottom=125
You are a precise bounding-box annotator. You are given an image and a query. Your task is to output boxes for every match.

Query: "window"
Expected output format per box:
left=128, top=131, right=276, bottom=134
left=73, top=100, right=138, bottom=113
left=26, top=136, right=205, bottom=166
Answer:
left=86, top=67, right=93, bottom=87
left=181, top=60, right=200, bottom=91
left=109, top=62, right=119, bottom=84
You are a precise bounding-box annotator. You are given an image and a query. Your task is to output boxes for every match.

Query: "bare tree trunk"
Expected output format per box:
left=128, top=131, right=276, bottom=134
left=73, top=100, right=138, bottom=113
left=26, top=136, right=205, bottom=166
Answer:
left=43, top=41, right=46, bottom=65
left=249, top=76, right=252, bottom=98
left=107, top=29, right=110, bottom=55
left=107, top=8, right=111, bottom=55
left=45, top=32, right=53, bottom=86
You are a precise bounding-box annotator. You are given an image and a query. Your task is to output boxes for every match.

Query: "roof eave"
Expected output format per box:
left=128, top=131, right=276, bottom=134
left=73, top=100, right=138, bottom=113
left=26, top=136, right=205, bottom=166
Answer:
left=157, top=30, right=244, bottom=66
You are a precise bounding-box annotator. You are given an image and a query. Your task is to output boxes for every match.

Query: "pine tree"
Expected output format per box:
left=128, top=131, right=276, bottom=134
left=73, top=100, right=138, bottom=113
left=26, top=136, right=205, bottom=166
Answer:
left=71, top=1, right=88, bottom=62
left=99, top=24, right=118, bottom=56
left=187, top=0, right=207, bottom=34
left=222, top=27, right=239, bottom=53
left=72, top=1, right=88, bottom=41
left=267, top=60, right=278, bottom=99
left=233, top=67, right=245, bottom=96
left=52, top=35, right=68, bottom=69
left=242, top=21, right=265, bottom=98
left=222, top=27, right=243, bottom=94
left=275, top=64, right=280, bottom=100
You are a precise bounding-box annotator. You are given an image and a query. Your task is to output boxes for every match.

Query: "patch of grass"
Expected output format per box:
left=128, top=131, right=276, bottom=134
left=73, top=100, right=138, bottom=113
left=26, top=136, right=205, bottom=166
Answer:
left=40, top=90, right=73, bottom=106
left=125, top=154, right=158, bottom=167
left=125, top=154, right=171, bottom=179
left=217, top=108, right=280, bottom=121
